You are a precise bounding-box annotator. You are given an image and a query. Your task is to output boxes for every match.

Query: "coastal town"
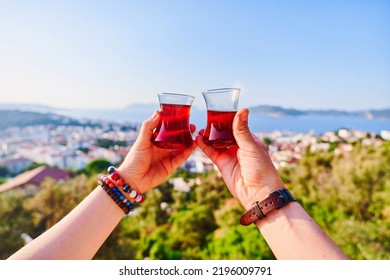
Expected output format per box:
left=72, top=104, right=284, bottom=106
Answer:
left=0, top=121, right=389, bottom=193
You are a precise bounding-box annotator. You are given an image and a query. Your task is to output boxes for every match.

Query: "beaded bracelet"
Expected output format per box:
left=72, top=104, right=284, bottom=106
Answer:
left=107, top=166, right=145, bottom=203
left=98, top=179, right=134, bottom=214
left=98, top=166, right=145, bottom=214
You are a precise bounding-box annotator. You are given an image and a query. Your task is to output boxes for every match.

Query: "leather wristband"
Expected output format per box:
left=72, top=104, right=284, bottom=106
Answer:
left=240, top=189, right=296, bottom=226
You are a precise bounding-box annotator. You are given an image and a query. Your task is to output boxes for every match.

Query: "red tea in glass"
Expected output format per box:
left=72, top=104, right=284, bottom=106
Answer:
left=203, top=110, right=237, bottom=147
left=151, top=93, right=194, bottom=150
left=202, top=88, right=240, bottom=148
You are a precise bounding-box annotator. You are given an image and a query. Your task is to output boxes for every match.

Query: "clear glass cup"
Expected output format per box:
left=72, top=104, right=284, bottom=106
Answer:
left=151, top=93, right=195, bottom=150
left=202, top=88, right=241, bottom=148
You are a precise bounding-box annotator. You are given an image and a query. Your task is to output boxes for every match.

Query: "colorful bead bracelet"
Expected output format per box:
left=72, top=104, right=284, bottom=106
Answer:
left=98, top=166, right=145, bottom=214
left=99, top=180, right=134, bottom=214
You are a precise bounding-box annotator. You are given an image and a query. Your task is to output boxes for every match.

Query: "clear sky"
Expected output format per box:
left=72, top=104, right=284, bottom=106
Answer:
left=0, top=0, right=389, bottom=110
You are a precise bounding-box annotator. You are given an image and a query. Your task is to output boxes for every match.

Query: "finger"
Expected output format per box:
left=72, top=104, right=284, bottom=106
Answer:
left=195, top=133, right=223, bottom=164
left=135, top=111, right=160, bottom=146
left=251, top=132, right=268, bottom=150
left=177, top=142, right=197, bottom=164
left=190, top=124, right=196, bottom=134
left=233, top=108, right=260, bottom=151
left=164, top=142, right=197, bottom=171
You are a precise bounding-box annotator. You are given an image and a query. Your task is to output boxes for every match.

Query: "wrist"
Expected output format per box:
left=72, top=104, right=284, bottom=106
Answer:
left=98, top=166, right=145, bottom=215
left=241, top=177, right=285, bottom=211
left=241, top=186, right=282, bottom=211
left=115, top=166, right=145, bottom=194
left=240, top=189, right=296, bottom=226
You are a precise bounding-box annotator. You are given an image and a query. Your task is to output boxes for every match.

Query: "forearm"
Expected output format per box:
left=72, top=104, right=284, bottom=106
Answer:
left=256, top=202, right=349, bottom=260
left=8, top=186, right=123, bottom=260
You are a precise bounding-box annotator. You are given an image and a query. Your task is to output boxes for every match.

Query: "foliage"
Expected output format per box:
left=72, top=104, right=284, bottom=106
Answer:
left=0, top=166, right=9, bottom=177
left=85, top=159, right=112, bottom=176
left=23, top=162, right=48, bottom=173
left=95, top=138, right=127, bottom=149
left=0, top=142, right=389, bottom=260
left=279, top=141, right=390, bottom=259
left=0, top=190, right=35, bottom=259
left=0, top=175, right=96, bottom=258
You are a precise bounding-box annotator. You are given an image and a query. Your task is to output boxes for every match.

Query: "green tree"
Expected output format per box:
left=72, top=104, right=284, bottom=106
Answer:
left=0, top=190, right=35, bottom=259
left=2, top=141, right=389, bottom=260
left=279, top=141, right=390, bottom=259
left=85, top=159, right=112, bottom=176
left=0, top=166, right=9, bottom=177
left=24, top=176, right=94, bottom=233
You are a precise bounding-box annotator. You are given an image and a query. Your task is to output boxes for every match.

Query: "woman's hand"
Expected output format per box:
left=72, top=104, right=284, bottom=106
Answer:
left=117, top=111, right=196, bottom=193
left=196, top=108, right=284, bottom=210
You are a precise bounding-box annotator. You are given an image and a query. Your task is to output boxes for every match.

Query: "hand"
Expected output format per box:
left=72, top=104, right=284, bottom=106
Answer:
left=196, top=108, right=284, bottom=210
left=117, top=111, right=196, bottom=193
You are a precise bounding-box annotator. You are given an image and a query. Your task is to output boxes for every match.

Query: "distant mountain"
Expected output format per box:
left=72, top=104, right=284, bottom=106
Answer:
left=249, top=105, right=305, bottom=117
left=124, top=102, right=160, bottom=112
left=249, top=105, right=390, bottom=119
left=1, top=103, right=389, bottom=130
left=369, top=109, right=390, bottom=119
left=0, top=110, right=113, bottom=130
left=0, top=103, right=64, bottom=114
left=0, top=110, right=82, bottom=130
left=0, top=103, right=160, bottom=125
left=68, top=103, right=161, bottom=124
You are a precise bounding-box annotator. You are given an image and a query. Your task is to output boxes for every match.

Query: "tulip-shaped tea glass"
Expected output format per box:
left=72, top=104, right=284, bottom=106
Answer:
left=202, top=88, right=241, bottom=148
left=151, top=93, right=195, bottom=150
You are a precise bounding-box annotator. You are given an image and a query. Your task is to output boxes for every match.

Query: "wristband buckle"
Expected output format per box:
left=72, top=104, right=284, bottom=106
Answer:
left=240, top=189, right=295, bottom=226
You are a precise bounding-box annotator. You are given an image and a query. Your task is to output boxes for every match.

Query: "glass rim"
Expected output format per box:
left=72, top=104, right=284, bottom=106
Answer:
left=202, top=87, right=241, bottom=94
left=158, top=92, right=195, bottom=99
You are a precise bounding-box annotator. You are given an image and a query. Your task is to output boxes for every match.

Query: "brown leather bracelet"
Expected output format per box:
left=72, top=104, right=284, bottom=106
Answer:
left=240, top=189, right=296, bottom=226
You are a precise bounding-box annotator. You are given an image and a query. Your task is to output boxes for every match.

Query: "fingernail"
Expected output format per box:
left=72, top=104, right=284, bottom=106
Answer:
left=151, top=111, right=158, bottom=120
left=240, top=111, right=248, bottom=123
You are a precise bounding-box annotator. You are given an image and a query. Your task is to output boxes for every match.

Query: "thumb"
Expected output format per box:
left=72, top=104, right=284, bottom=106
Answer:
left=135, top=111, right=160, bottom=146
left=233, top=108, right=258, bottom=150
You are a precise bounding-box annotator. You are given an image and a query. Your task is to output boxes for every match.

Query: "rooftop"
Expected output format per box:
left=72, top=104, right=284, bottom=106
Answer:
left=0, top=166, right=71, bottom=193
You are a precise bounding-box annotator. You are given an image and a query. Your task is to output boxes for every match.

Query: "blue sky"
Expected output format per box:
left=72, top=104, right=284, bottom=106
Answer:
left=0, top=0, right=389, bottom=110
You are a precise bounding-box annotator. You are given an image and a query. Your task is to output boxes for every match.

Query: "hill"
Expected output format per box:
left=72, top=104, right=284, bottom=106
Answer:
left=0, top=110, right=95, bottom=130
left=3, top=102, right=389, bottom=120
left=1, top=103, right=389, bottom=131
left=249, top=105, right=390, bottom=119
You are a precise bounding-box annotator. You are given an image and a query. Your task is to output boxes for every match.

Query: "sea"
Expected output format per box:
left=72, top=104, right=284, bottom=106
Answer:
left=63, top=107, right=390, bottom=135
left=185, top=111, right=390, bottom=135
left=1, top=103, right=388, bottom=135
left=246, top=115, right=390, bottom=134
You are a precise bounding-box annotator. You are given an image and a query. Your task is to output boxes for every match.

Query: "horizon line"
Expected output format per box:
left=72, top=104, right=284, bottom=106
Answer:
left=0, top=102, right=389, bottom=112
